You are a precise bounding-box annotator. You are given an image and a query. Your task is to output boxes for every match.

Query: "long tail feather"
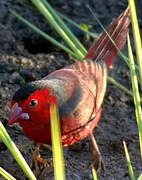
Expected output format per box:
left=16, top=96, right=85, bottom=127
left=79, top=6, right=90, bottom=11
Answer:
left=85, top=6, right=130, bottom=68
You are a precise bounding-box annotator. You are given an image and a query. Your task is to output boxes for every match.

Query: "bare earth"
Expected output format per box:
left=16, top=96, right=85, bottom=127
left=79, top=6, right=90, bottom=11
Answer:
left=0, top=0, right=142, bottom=179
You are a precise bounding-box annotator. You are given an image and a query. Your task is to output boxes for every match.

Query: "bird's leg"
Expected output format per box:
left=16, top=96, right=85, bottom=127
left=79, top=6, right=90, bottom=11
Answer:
left=30, top=143, right=52, bottom=176
left=41, top=143, right=52, bottom=152
left=90, top=133, right=105, bottom=171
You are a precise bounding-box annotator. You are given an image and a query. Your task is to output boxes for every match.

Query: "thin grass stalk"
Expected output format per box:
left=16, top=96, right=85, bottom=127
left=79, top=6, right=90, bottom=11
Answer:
left=57, top=10, right=98, bottom=39
left=86, top=6, right=131, bottom=67
left=16, top=0, right=98, bottom=39
left=86, top=6, right=142, bottom=86
left=127, top=34, right=142, bottom=159
left=128, top=0, right=142, bottom=90
left=42, top=0, right=87, bottom=54
left=0, top=121, right=37, bottom=180
left=85, top=6, right=142, bottom=102
left=30, top=0, right=84, bottom=59
left=138, top=173, right=142, bottom=180
left=0, top=167, right=17, bottom=180
left=123, top=141, right=135, bottom=180
left=10, top=10, right=78, bottom=58
left=11, top=8, right=134, bottom=100
left=50, top=103, right=65, bottom=180
left=91, top=166, right=98, bottom=180
left=107, top=76, right=136, bottom=99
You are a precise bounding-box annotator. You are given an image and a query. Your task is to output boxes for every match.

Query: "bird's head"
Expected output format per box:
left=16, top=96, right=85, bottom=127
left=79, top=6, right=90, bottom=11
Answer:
left=8, top=81, right=56, bottom=126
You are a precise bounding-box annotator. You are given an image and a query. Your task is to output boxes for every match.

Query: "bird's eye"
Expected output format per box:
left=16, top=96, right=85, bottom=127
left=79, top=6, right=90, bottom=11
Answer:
left=28, top=99, right=38, bottom=108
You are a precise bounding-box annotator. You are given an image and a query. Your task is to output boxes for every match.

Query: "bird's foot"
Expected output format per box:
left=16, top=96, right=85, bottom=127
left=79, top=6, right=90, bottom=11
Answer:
left=91, top=150, right=105, bottom=171
left=90, top=133, right=105, bottom=171
left=30, top=144, right=53, bottom=177
left=41, top=143, right=52, bottom=152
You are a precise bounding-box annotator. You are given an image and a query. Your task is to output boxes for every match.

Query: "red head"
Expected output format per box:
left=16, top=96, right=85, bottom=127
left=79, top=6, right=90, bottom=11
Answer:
left=8, top=81, right=56, bottom=143
left=9, top=89, right=53, bottom=124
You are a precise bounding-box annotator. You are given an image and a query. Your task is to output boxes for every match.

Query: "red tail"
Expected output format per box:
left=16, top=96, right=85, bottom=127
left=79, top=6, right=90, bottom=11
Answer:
left=85, top=7, right=130, bottom=68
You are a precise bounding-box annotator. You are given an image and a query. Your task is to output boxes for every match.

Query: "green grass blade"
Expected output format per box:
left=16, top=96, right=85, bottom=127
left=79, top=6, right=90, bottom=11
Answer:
left=55, top=9, right=98, bottom=39
left=0, top=167, right=16, bottom=180
left=85, top=6, right=142, bottom=102
left=86, top=5, right=142, bottom=74
left=50, top=103, right=65, bottom=180
left=127, top=34, right=142, bottom=159
left=123, top=141, right=135, bottom=180
left=0, top=121, right=37, bottom=180
left=10, top=10, right=79, bottom=59
left=91, top=166, right=98, bottom=180
left=128, top=0, right=142, bottom=90
left=86, top=6, right=130, bottom=66
left=11, top=8, right=134, bottom=100
left=138, top=173, right=142, bottom=180
left=30, top=0, right=84, bottom=59
left=12, top=3, right=136, bottom=104
left=42, top=0, right=87, bottom=54
left=107, top=76, right=136, bottom=99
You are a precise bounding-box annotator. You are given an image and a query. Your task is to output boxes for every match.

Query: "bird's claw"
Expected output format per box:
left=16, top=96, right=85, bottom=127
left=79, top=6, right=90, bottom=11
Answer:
left=30, top=155, right=53, bottom=177
left=90, top=133, right=105, bottom=171
left=29, top=144, right=53, bottom=177
left=91, top=150, right=105, bottom=171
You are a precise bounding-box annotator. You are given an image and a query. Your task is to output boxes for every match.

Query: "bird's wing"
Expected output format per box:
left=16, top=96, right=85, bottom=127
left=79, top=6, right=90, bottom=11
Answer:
left=46, top=59, right=107, bottom=134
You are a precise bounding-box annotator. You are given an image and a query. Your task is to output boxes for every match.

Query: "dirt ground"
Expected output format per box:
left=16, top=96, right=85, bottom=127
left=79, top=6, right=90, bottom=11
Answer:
left=0, top=0, right=142, bottom=179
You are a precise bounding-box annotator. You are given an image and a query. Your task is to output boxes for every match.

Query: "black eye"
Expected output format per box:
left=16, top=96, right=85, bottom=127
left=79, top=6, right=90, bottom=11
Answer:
left=28, top=99, right=38, bottom=108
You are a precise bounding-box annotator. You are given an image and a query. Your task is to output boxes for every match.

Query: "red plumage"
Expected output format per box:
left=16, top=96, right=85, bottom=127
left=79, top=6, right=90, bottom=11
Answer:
left=8, top=7, right=130, bottom=146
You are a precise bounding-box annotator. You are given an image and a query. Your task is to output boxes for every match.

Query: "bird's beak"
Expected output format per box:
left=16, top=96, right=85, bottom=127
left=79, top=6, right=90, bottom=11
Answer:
left=8, top=103, right=29, bottom=124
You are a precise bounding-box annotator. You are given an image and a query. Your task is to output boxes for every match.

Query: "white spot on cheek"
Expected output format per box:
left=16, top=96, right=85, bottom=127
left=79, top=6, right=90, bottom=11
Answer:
left=21, top=113, right=30, bottom=120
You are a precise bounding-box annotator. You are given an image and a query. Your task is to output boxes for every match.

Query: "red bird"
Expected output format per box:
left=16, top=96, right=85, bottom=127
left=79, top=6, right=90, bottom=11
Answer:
left=9, top=8, right=130, bottom=169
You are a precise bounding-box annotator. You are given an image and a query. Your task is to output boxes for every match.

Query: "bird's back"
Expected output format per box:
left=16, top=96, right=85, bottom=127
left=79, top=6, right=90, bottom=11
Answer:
left=43, top=59, right=107, bottom=145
